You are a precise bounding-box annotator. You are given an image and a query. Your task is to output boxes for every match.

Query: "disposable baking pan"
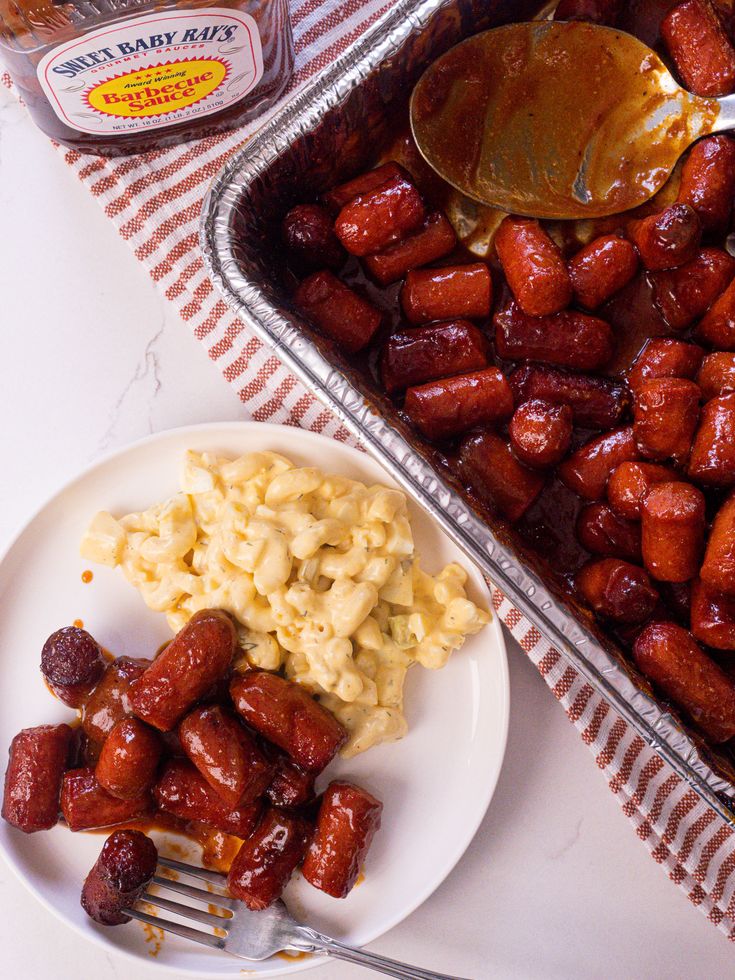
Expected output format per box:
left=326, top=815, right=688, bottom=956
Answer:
left=201, top=0, right=735, bottom=821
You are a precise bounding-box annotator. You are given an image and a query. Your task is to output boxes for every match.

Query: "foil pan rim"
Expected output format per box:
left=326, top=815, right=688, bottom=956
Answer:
left=200, top=0, right=735, bottom=819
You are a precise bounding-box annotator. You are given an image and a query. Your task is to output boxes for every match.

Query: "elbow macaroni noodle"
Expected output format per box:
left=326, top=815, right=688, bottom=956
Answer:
left=81, top=450, right=490, bottom=756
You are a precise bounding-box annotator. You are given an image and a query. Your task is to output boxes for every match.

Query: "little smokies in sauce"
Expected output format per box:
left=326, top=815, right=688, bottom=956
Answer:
left=0, top=0, right=293, bottom=155
left=410, top=20, right=720, bottom=218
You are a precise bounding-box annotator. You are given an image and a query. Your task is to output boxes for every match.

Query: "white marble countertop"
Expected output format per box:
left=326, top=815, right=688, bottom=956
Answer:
left=0, top=85, right=732, bottom=979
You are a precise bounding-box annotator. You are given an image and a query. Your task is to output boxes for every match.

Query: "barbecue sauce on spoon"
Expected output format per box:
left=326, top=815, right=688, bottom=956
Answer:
left=411, top=20, right=720, bottom=218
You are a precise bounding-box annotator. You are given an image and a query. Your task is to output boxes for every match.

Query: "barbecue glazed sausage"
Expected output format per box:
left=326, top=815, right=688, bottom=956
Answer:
left=687, top=393, right=735, bottom=484
left=691, top=578, right=735, bottom=649
left=626, top=338, right=705, bottom=394
left=334, top=172, right=425, bottom=257
left=282, top=204, right=343, bottom=272
left=264, top=750, right=316, bottom=809
left=701, top=491, right=735, bottom=593
left=650, top=248, right=735, bottom=330
left=607, top=461, right=678, bottom=520
left=153, top=758, right=262, bottom=837
left=568, top=235, right=638, bottom=310
left=226, top=807, right=311, bottom=910
left=40, top=626, right=106, bottom=708
left=178, top=705, right=273, bottom=808
left=559, top=427, right=640, bottom=500
left=400, top=263, right=492, bottom=324
left=229, top=672, right=347, bottom=772
left=632, top=377, right=701, bottom=462
left=82, top=656, right=151, bottom=744
left=81, top=830, right=157, bottom=925
left=576, top=559, right=658, bottom=623
left=576, top=503, right=643, bottom=561
left=365, top=211, right=457, bottom=285
left=662, top=0, right=735, bottom=97
left=404, top=368, right=514, bottom=442
left=508, top=365, right=629, bottom=430
left=302, top=781, right=383, bottom=898
left=322, top=162, right=411, bottom=213
left=95, top=718, right=162, bottom=801
left=509, top=399, right=573, bottom=468
left=295, top=271, right=382, bottom=354
left=633, top=622, right=735, bottom=742
left=130, top=610, right=236, bottom=732
left=626, top=204, right=702, bottom=271
left=641, top=482, right=706, bottom=582
left=457, top=431, right=545, bottom=522
left=554, top=0, right=623, bottom=23
left=61, top=768, right=150, bottom=831
left=697, top=351, right=735, bottom=398
left=380, top=320, right=489, bottom=394
left=494, top=216, right=572, bottom=316
left=494, top=302, right=614, bottom=372
left=677, top=136, right=735, bottom=232
left=2, top=724, right=72, bottom=833
left=696, top=278, right=735, bottom=349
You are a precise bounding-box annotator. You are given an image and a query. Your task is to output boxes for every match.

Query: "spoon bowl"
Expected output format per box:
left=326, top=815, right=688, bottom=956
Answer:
left=410, top=20, right=725, bottom=219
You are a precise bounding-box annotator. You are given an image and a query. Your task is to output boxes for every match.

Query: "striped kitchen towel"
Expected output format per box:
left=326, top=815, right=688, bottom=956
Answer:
left=4, top=0, right=735, bottom=942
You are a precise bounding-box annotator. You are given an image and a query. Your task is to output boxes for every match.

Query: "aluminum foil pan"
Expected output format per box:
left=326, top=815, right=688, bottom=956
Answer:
left=201, top=0, right=735, bottom=821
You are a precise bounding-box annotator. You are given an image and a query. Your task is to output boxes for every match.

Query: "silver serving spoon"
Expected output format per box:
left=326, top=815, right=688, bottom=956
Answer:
left=410, top=20, right=735, bottom=220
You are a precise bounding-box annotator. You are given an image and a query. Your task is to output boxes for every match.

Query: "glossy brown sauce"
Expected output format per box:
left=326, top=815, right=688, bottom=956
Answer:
left=411, top=21, right=719, bottom=218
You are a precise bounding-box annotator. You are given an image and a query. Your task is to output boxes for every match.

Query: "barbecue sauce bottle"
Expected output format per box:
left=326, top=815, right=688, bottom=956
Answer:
left=0, top=0, right=293, bottom=155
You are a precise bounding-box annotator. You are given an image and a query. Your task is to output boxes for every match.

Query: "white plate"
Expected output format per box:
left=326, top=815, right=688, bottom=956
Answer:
left=0, top=422, right=508, bottom=977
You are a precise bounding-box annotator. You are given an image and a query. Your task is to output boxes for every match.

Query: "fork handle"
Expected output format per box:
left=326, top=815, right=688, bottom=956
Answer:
left=293, top=926, right=471, bottom=980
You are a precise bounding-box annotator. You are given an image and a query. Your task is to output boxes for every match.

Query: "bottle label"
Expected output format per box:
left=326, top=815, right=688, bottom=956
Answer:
left=37, top=9, right=263, bottom=136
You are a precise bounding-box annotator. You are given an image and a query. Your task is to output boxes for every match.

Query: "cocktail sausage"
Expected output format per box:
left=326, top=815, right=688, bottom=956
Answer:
left=40, top=626, right=106, bottom=708
left=457, top=431, right=545, bottom=522
left=302, top=781, right=383, bottom=898
left=380, top=321, right=489, bottom=394
left=641, top=482, right=706, bottom=582
left=2, top=724, right=72, bottom=833
left=95, top=718, right=162, bottom=801
left=227, top=807, right=311, bottom=910
left=662, top=0, right=735, bottom=97
left=632, top=378, right=700, bottom=463
left=495, top=216, right=572, bottom=316
left=178, top=705, right=273, bottom=808
left=568, top=235, right=638, bottom=309
left=61, top=768, right=150, bottom=831
left=494, top=302, right=614, bottom=371
left=229, top=672, right=347, bottom=773
left=404, top=368, right=514, bottom=442
left=509, top=400, right=573, bottom=468
left=153, top=758, right=262, bottom=838
left=688, top=393, right=735, bottom=484
left=81, top=830, right=158, bottom=925
left=130, top=610, right=236, bottom=732
left=559, top=427, right=640, bottom=500
left=295, top=271, right=382, bottom=354
left=633, top=622, right=735, bottom=742
left=576, top=559, right=658, bottom=623
left=626, top=204, right=702, bottom=271
left=365, top=212, right=457, bottom=285
left=400, top=264, right=492, bottom=324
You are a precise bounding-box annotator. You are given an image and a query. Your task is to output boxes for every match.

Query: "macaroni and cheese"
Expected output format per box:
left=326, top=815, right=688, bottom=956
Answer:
left=80, top=450, right=490, bottom=755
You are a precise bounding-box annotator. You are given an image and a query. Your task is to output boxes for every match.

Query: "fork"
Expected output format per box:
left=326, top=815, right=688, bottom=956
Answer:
left=125, top=856, right=469, bottom=980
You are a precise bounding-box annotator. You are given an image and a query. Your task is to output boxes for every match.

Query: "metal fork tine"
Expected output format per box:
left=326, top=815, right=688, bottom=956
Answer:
left=125, top=908, right=226, bottom=950
left=152, top=874, right=237, bottom=910
left=158, top=856, right=228, bottom=887
left=141, top=891, right=232, bottom=929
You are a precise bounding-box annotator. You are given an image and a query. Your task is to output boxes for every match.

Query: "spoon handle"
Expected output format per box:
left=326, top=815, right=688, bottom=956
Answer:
left=710, top=92, right=735, bottom=132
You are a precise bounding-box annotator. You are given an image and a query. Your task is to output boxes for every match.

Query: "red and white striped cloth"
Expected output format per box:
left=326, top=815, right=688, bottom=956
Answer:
left=5, top=0, right=735, bottom=942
